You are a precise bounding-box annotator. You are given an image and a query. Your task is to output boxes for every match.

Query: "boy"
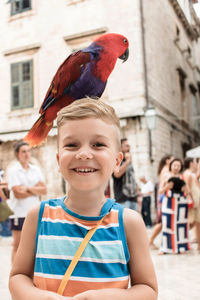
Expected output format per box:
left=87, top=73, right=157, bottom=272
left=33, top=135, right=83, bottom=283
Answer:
left=9, top=98, right=158, bottom=300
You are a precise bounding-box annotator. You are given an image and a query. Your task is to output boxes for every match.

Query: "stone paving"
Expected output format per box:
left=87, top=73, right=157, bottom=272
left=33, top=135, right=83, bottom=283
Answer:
left=0, top=234, right=199, bottom=300
left=0, top=237, right=12, bottom=300
left=151, top=242, right=200, bottom=300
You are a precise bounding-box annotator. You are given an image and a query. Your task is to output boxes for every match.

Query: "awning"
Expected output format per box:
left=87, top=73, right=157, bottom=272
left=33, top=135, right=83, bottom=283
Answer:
left=0, top=131, right=28, bottom=142
left=0, top=127, right=57, bottom=142
left=186, top=146, right=200, bottom=158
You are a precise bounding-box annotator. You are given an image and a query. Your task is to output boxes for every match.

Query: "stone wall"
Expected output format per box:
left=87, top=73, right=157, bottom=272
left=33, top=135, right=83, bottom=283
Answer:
left=0, top=0, right=200, bottom=201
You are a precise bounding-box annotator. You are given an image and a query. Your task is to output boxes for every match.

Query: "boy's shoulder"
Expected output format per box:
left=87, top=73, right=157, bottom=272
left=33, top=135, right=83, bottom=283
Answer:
left=112, top=201, right=142, bottom=226
left=123, top=208, right=144, bottom=230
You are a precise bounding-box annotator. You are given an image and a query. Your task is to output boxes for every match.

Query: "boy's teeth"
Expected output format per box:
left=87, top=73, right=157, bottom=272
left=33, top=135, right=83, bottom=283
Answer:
left=75, top=168, right=95, bottom=173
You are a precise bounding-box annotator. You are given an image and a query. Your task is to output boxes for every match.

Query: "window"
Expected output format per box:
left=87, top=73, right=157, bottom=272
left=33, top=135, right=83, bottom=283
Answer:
left=191, top=93, right=199, bottom=131
left=177, top=67, right=188, bottom=122
left=11, top=60, right=33, bottom=110
left=189, top=84, right=199, bottom=131
left=11, top=0, right=31, bottom=16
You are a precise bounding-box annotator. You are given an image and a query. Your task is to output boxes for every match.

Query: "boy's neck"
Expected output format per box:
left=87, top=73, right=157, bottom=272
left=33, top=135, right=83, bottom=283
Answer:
left=64, top=190, right=107, bottom=217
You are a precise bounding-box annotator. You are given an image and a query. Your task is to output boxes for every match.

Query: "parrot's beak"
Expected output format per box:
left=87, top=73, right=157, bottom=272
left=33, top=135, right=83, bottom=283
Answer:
left=119, top=48, right=129, bottom=63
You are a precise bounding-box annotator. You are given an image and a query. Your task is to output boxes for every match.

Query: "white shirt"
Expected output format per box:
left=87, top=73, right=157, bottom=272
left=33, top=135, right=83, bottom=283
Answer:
left=7, top=161, right=44, bottom=218
left=140, top=180, right=154, bottom=195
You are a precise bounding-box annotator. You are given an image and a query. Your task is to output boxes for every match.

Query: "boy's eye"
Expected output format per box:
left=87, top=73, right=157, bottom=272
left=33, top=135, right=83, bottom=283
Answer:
left=93, top=142, right=106, bottom=148
left=64, top=143, right=77, bottom=148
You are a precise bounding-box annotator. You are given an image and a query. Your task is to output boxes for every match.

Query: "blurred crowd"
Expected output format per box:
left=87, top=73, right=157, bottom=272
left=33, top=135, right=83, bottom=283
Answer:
left=112, top=139, right=200, bottom=254
left=1, top=139, right=200, bottom=257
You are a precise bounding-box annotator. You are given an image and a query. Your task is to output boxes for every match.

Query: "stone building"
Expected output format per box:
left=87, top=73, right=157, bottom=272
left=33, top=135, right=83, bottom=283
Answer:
left=0, top=0, right=200, bottom=200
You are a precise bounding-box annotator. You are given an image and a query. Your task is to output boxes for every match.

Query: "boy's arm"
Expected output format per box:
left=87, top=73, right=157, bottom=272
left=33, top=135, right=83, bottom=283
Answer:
left=72, top=210, right=158, bottom=300
left=124, top=209, right=158, bottom=298
left=9, top=206, right=65, bottom=300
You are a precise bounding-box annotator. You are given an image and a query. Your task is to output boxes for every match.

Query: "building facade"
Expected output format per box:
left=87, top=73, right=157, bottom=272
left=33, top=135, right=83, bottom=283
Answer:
left=0, top=0, right=200, bottom=200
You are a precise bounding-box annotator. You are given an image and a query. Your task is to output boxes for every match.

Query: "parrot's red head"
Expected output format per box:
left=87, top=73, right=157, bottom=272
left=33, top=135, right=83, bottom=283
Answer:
left=94, top=33, right=129, bottom=62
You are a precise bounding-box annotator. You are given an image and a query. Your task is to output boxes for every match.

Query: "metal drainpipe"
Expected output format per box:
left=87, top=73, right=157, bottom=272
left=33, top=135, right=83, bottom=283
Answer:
left=140, top=0, right=153, bottom=163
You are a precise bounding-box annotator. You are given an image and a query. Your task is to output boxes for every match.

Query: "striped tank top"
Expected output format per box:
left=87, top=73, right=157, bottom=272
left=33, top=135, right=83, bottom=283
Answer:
left=33, top=198, right=130, bottom=298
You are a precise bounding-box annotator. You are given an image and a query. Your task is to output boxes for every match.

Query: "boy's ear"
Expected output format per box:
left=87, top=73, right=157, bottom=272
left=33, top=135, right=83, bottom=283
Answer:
left=114, top=152, right=123, bottom=172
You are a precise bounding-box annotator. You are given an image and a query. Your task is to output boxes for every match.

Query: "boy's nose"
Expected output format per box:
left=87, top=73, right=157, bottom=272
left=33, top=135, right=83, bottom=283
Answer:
left=75, top=150, right=93, bottom=160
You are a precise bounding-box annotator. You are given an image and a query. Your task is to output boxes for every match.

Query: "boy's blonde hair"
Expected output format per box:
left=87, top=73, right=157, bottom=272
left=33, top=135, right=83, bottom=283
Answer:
left=57, top=98, right=120, bottom=128
left=57, top=98, right=121, bottom=148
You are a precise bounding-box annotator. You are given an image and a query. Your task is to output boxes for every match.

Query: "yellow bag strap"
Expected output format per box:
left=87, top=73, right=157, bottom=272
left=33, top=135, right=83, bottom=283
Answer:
left=57, top=215, right=106, bottom=295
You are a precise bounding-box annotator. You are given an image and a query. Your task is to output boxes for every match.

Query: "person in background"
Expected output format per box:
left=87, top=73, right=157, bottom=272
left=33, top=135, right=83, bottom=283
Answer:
left=0, top=168, right=12, bottom=237
left=0, top=169, right=9, bottom=201
left=149, top=154, right=173, bottom=249
left=139, top=176, right=154, bottom=228
left=7, top=141, right=47, bottom=263
left=159, top=158, right=190, bottom=254
left=196, top=158, right=200, bottom=188
left=112, top=138, right=138, bottom=210
left=183, top=157, right=200, bottom=251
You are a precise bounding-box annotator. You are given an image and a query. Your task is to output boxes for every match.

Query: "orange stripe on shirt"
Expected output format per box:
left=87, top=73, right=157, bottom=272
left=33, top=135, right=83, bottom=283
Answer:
left=42, top=206, right=119, bottom=226
left=34, top=276, right=129, bottom=297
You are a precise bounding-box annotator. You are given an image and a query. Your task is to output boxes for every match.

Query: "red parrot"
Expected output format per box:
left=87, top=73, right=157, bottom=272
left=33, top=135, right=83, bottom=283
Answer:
left=24, top=33, right=129, bottom=147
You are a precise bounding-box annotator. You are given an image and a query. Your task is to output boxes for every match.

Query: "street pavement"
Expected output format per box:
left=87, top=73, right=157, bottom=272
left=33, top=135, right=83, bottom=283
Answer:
left=0, top=233, right=199, bottom=300
left=0, top=237, right=12, bottom=300
left=150, top=238, right=200, bottom=300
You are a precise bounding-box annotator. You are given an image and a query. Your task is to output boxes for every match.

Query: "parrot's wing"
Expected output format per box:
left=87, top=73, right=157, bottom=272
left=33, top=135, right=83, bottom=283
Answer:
left=39, top=51, right=91, bottom=113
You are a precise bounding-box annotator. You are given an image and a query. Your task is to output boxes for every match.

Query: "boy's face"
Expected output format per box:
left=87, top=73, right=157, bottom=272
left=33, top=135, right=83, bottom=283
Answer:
left=57, top=118, right=123, bottom=192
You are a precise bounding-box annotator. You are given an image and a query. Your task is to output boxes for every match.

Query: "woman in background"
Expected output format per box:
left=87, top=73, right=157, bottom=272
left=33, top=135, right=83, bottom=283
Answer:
left=183, top=157, right=200, bottom=251
left=159, top=158, right=190, bottom=254
left=149, top=155, right=173, bottom=249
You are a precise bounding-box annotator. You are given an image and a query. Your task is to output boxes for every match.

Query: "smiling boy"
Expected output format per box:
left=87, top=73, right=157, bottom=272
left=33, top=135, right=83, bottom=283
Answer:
left=9, top=98, right=157, bottom=300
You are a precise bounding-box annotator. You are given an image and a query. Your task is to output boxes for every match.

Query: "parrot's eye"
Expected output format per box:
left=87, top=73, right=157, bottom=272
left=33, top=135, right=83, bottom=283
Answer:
left=123, top=39, right=127, bottom=44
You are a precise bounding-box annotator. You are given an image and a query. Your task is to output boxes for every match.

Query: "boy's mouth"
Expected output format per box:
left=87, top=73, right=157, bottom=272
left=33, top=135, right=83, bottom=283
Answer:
left=73, top=168, right=97, bottom=173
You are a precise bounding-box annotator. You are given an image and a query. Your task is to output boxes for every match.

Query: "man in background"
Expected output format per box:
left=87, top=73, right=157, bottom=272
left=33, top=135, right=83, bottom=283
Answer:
left=112, top=138, right=138, bottom=210
left=139, top=176, right=154, bottom=227
left=7, top=141, right=47, bottom=263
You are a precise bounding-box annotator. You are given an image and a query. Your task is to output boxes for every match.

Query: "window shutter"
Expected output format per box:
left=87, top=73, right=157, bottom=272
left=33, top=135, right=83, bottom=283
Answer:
left=11, top=63, right=20, bottom=108
left=21, top=60, right=33, bottom=107
left=11, top=60, right=33, bottom=110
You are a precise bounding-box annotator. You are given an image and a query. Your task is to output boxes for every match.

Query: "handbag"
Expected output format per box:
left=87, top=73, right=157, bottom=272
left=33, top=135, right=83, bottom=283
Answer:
left=57, top=215, right=105, bottom=295
left=0, top=200, right=14, bottom=222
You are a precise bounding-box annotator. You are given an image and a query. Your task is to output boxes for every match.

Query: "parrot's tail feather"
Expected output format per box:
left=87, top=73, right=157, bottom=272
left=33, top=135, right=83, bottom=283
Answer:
left=24, top=116, right=53, bottom=147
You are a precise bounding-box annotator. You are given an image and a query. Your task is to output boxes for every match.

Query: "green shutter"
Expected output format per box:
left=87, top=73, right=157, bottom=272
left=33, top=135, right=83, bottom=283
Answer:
left=11, top=63, right=20, bottom=109
left=11, top=60, right=33, bottom=110
left=21, top=60, right=33, bottom=107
